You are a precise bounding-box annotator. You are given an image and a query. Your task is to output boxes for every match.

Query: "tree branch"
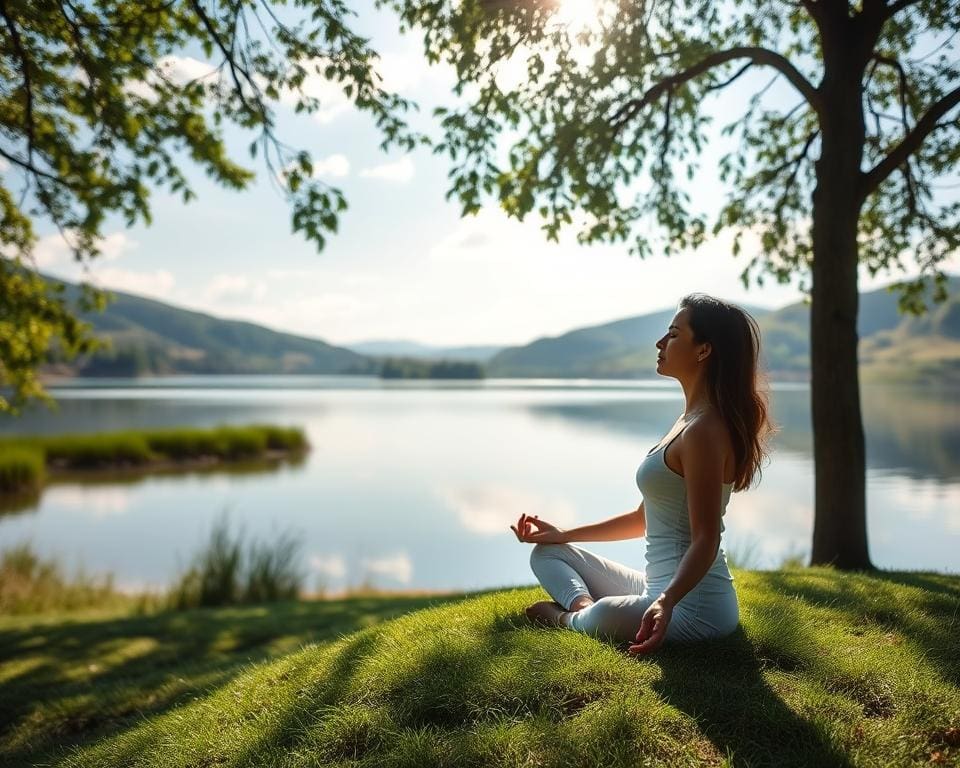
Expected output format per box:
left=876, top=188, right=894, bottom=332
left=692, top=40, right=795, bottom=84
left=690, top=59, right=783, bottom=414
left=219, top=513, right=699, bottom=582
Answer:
left=609, top=46, right=821, bottom=135
left=861, top=84, right=960, bottom=197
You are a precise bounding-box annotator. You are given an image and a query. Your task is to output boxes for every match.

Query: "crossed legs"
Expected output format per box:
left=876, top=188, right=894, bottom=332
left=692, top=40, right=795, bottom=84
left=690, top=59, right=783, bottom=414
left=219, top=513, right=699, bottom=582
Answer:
left=526, top=543, right=653, bottom=642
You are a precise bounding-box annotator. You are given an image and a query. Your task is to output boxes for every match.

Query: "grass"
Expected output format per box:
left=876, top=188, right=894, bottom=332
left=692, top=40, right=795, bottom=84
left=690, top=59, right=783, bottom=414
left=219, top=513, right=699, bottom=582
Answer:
left=170, top=516, right=305, bottom=609
left=0, top=570, right=957, bottom=767
left=0, top=424, right=308, bottom=496
left=0, top=545, right=159, bottom=616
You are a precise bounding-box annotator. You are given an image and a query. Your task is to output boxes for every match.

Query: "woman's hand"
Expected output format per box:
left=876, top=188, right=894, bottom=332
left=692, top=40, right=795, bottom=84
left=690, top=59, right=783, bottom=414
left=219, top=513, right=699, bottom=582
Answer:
left=510, top=514, right=568, bottom=544
left=627, top=593, right=674, bottom=655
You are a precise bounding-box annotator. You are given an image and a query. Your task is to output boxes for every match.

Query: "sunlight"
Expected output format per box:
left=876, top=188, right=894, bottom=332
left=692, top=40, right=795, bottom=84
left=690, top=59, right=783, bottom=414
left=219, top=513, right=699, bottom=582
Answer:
left=551, top=0, right=605, bottom=37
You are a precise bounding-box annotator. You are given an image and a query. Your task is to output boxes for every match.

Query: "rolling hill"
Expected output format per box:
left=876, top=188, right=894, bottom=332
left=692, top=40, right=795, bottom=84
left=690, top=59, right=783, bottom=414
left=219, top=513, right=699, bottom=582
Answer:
left=48, top=280, right=375, bottom=377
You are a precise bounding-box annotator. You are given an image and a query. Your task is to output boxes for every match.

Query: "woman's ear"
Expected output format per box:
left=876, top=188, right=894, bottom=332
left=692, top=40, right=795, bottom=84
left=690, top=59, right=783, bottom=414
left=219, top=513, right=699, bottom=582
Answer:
left=697, top=343, right=712, bottom=362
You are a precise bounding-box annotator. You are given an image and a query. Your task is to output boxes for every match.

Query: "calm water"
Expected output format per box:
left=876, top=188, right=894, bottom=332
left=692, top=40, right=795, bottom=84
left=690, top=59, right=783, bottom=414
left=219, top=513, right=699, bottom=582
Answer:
left=0, top=376, right=957, bottom=592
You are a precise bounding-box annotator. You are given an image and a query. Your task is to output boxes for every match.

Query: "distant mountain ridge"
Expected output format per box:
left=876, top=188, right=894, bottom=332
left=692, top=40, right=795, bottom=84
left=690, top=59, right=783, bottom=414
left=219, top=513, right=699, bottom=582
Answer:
left=345, top=340, right=504, bottom=363
left=487, top=276, right=960, bottom=382
left=44, top=273, right=960, bottom=383
left=49, top=279, right=374, bottom=377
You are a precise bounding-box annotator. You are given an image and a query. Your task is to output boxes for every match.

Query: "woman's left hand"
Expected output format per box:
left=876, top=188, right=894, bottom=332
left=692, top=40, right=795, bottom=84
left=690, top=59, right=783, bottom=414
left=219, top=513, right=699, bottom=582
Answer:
left=627, top=594, right=674, bottom=655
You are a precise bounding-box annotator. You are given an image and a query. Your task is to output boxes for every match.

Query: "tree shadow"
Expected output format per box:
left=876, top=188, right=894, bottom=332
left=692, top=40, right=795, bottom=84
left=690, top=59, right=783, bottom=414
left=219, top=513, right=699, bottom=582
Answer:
left=0, top=593, right=465, bottom=767
left=652, top=629, right=854, bottom=768
left=759, top=570, right=959, bottom=687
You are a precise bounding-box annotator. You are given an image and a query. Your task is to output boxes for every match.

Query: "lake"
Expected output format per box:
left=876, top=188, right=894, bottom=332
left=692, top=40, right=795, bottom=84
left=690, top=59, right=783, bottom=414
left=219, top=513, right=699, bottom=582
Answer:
left=0, top=376, right=957, bottom=593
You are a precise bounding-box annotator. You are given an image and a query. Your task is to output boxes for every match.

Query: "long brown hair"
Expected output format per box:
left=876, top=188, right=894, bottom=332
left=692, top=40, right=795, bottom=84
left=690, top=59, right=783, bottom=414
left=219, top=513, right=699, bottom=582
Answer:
left=679, top=294, right=776, bottom=491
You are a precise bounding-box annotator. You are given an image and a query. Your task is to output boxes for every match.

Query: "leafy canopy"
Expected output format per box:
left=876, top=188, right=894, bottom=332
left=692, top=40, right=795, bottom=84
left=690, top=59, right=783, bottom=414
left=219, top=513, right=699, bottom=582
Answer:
left=0, top=0, right=427, bottom=412
left=385, top=0, right=959, bottom=302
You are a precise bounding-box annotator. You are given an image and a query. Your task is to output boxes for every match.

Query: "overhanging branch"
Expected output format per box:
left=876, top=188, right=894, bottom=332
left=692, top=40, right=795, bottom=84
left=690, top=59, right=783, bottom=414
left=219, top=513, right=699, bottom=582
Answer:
left=609, top=46, right=822, bottom=135
left=861, top=84, right=960, bottom=198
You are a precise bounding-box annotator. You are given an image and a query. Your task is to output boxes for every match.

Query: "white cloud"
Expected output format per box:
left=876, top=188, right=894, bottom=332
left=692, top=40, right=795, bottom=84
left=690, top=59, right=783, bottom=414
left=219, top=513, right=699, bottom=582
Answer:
left=0, top=156, right=9, bottom=173
left=438, top=484, right=578, bottom=536
left=359, top=156, right=414, bottom=183
left=94, top=268, right=176, bottom=300
left=125, top=55, right=218, bottom=101
left=33, top=230, right=137, bottom=268
left=46, top=487, right=130, bottom=520
left=360, top=552, right=413, bottom=585
left=203, top=273, right=268, bottom=304
left=310, top=554, right=347, bottom=580
left=278, top=60, right=353, bottom=124
left=311, top=153, right=350, bottom=178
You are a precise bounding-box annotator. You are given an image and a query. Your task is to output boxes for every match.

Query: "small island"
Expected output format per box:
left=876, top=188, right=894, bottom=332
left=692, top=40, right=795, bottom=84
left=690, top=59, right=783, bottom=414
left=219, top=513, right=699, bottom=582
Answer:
left=0, top=425, right=309, bottom=498
left=378, top=357, right=485, bottom=380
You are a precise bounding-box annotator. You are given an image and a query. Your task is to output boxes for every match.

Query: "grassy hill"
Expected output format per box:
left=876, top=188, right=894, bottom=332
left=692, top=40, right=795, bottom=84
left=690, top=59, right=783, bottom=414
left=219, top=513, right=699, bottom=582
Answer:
left=3, top=571, right=958, bottom=767
left=48, top=280, right=375, bottom=377
left=489, top=276, right=960, bottom=382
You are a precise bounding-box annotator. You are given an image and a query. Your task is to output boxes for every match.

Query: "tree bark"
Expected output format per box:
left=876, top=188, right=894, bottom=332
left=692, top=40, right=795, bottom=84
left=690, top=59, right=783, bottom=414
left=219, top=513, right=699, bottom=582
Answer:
left=809, top=28, right=874, bottom=570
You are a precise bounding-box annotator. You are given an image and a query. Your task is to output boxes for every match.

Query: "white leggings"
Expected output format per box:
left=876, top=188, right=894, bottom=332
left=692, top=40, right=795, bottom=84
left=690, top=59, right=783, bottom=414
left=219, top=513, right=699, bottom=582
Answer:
left=529, top=543, right=739, bottom=644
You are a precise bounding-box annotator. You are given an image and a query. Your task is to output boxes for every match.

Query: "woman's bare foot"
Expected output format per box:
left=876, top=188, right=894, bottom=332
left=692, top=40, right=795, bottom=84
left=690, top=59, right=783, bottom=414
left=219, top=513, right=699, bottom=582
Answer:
left=525, top=600, right=570, bottom=627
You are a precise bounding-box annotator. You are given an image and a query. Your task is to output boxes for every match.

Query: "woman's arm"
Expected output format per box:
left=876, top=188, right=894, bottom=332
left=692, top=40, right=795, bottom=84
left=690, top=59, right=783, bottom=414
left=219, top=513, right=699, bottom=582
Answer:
left=560, top=502, right=646, bottom=542
left=512, top=502, right=645, bottom=544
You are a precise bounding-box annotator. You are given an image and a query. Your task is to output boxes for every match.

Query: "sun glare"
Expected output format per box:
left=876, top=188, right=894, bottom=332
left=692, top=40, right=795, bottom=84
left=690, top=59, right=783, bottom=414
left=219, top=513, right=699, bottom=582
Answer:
left=552, top=0, right=605, bottom=36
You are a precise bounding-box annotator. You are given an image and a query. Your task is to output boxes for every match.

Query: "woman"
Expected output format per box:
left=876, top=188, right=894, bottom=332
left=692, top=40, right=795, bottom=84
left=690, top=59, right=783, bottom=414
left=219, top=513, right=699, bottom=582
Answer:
left=511, top=294, right=774, bottom=654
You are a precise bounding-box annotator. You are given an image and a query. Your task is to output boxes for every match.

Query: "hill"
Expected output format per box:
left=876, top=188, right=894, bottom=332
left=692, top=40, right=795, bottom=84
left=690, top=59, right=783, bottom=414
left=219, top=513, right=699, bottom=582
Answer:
left=47, top=280, right=375, bottom=377
left=7, top=571, right=958, bottom=768
left=346, top=340, right=504, bottom=363
left=488, top=276, right=960, bottom=381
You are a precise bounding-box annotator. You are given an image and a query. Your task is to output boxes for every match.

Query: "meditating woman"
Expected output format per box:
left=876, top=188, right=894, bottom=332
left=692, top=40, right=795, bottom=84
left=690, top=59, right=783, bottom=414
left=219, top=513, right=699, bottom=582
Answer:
left=511, top=294, right=774, bottom=654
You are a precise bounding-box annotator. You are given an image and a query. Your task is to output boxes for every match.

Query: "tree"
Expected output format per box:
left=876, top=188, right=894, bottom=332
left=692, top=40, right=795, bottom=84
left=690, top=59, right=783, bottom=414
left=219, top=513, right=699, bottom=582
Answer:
left=387, top=0, right=959, bottom=569
left=0, top=0, right=426, bottom=412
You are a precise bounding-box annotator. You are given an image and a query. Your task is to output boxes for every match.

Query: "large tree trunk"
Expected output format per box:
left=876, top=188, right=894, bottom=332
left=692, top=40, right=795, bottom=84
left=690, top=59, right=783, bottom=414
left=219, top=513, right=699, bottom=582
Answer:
left=809, top=30, right=874, bottom=570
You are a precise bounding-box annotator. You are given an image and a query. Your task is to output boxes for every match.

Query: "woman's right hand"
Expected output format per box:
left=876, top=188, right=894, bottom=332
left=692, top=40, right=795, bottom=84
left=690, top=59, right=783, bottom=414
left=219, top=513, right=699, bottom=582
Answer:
left=510, top=514, right=568, bottom=544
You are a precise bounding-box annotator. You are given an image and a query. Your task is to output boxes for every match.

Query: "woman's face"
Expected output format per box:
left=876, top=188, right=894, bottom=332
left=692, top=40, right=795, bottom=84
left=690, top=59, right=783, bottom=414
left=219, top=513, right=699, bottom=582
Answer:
left=655, top=308, right=708, bottom=378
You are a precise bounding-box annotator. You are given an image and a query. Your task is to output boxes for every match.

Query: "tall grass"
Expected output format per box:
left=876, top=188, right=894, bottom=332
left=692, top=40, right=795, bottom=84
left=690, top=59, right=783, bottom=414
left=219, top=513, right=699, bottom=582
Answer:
left=0, top=446, right=44, bottom=494
left=170, top=516, right=305, bottom=609
left=0, top=424, right=308, bottom=495
left=0, top=544, right=132, bottom=614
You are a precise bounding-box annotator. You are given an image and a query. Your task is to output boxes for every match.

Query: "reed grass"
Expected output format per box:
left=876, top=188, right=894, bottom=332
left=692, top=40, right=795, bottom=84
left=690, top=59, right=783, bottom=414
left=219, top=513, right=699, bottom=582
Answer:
left=170, top=517, right=305, bottom=609
left=0, top=446, right=44, bottom=494
left=0, top=425, right=308, bottom=495
left=0, top=544, right=155, bottom=615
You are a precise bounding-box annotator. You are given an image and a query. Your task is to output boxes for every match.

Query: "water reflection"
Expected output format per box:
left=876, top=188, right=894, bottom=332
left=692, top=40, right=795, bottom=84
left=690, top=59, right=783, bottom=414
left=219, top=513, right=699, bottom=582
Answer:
left=524, top=384, right=960, bottom=483
left=0, top=378, right=956, bottom=590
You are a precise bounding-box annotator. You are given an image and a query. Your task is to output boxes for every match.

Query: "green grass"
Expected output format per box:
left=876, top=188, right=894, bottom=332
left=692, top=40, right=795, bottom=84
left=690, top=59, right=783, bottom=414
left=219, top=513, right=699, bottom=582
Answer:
left=170, top=516, right=305, bottom=609
left=0, top=545, right=157, bottom=616
left=0, top=446, right=44, bottom=494
left=0, top=425, right=308, bottom=495
left=1, top=570, right=958, bottom=767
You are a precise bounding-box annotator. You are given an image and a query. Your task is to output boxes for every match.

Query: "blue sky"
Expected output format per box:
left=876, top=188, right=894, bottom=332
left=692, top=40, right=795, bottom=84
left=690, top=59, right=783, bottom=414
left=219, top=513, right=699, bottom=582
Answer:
left=28, top=0, right=960, bottom=348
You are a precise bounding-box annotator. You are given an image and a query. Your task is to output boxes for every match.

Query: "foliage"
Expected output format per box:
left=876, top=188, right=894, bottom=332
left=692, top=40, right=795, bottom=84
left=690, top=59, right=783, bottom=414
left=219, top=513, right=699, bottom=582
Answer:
left=0, top=0, right=427, bottom=411
left=170, top=515, right=305, bottom=609
left=385, top=0, right=958, bottom=298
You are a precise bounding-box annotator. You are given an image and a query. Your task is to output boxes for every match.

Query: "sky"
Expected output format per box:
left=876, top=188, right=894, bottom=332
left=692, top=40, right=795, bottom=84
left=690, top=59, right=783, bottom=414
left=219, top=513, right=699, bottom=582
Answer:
left=23, top=0, right=960, bottom=348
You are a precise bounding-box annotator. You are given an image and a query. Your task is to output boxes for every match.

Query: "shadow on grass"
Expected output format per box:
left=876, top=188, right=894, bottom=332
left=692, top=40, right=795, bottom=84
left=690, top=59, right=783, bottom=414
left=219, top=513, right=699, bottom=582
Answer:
left=0, top=593, right=465, bottom=767
left=759, top=569, right=960, bottom=687
left=653, top=629, right=853, bottom=768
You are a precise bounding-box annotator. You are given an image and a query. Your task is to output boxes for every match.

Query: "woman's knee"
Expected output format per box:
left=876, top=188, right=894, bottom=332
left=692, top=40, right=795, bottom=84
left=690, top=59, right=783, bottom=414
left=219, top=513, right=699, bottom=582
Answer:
left=529, top=542, right=571, bottom=569
left=570, top=595, right=649, bottom=642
